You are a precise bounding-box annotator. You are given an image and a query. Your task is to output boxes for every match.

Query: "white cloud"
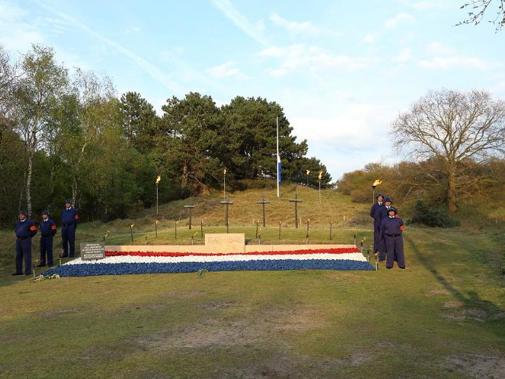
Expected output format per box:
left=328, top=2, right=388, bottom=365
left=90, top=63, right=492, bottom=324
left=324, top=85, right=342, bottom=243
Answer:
left=259, top=44, right=373, bottom=77
left=396, top=0, right=451, bottom=10
left=362, top=32, right=377, bottom=44
left=210, top=0, right=268, bottom=45
left=419, top=56, right=489, bottom=70
left=0, top=1, right=45, bottom=53
left=393, top=48, right=412, bottom=64
left=384, top=12, right=414, bottom=29
left=207, top=61, right=246, bottom=79
left=419, top=42, right=492, bottom=70
left=36, top=1, right=186, bottom=94
left=269, top=13, right=320, bottom=35
left=291, top=103, right=394, bottom=146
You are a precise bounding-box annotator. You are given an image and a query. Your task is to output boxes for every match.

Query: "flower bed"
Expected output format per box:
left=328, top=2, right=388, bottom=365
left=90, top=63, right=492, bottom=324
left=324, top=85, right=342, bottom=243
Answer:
left=44, top=247, right=374, bottom=277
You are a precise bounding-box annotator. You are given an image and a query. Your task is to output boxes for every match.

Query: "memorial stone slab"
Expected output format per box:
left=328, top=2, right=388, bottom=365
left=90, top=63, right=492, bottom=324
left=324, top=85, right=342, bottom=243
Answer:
left=81, top=243, right=105, bottom=260
left=205, top=233, right=245, bottom=253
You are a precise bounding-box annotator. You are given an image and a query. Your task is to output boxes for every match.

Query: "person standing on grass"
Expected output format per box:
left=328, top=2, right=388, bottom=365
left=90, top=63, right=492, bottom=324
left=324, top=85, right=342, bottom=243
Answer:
left=13, top=211, right=38, bottom=276
left=38, top=210, right=57, bottom=267
left=380, top=207, right=406, bottom=269
left=370, top=194, right=386, bottom=261
left=61, top=199, right=79, bottom=258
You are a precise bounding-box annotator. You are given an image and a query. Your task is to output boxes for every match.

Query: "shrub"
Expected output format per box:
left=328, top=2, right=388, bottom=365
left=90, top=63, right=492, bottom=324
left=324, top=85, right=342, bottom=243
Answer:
left=410, top=200, right=460, bottom=227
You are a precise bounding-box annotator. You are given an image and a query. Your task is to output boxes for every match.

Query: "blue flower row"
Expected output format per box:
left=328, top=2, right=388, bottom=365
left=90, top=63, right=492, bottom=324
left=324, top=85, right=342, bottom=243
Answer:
left=45, top=259, right=374, bottom=277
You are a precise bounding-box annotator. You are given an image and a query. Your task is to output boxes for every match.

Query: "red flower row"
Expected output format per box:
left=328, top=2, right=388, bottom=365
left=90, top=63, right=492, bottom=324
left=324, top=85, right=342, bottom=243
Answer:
left=104, top=247, right=361, bottom=258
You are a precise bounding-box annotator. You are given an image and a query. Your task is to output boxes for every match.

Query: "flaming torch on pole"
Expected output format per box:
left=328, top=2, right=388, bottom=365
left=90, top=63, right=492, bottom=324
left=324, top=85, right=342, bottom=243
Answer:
left=155, top=175, right=161, bottom=218
left=318, top=170, right=323, bottom=204
left=372, top=179, right=382, bottom=205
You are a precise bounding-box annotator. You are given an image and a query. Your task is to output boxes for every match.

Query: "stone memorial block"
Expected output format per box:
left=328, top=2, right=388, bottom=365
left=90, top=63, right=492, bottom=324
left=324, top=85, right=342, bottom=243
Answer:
left=81, top=243, right=105, bottom=260
left=204, top=233, right=245, bottom=253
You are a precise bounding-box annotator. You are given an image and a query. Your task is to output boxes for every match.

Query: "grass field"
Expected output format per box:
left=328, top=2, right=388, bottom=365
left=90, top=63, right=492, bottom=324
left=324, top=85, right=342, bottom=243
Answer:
left=1, top=186, right=504, bottom=378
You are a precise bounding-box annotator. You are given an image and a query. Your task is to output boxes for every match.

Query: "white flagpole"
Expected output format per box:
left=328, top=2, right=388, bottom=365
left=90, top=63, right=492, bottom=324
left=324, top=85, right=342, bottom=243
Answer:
left=276, top=116, right=280, bottom=198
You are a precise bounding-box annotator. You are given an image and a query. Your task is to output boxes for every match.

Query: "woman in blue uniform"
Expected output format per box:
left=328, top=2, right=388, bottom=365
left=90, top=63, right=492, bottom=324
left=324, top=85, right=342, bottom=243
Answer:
left=380, top=207, right=406, bottom=269
left=370, top=194, right=386, bottom=261
left=13, top=211, right=38, bottom=275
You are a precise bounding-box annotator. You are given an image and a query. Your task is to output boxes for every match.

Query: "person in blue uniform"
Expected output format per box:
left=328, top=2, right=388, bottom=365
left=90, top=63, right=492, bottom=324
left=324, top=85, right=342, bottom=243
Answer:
left=383, top=196, right=393, bottom=212
left=61, top=200, right=79, bottom=258
left=13, top=211, right=38, bottom=276
left=38, top=210, right=57, bottom=267
left=370, top=194, right=386, bottom=261
left=380, top=207, right=406, bottom=269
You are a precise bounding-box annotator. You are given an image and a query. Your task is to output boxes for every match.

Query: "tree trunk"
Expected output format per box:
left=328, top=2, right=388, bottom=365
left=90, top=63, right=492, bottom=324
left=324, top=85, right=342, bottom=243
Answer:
left=447, top=163, right=457, bottom=214
left=26, top=149, right=33, bottom=217
left=72, top=176, right=78, bottom=207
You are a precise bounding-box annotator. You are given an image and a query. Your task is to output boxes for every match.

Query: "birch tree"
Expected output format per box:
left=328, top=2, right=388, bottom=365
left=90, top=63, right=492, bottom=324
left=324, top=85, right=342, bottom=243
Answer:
left=14, top=45, right=67, bottom=216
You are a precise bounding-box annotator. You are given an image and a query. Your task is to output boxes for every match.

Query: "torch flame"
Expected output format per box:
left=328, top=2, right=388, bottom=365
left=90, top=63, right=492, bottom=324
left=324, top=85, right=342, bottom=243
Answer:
left=372, top=179, right=382, bottom=187
left=155, top=175, right=161, bottom=184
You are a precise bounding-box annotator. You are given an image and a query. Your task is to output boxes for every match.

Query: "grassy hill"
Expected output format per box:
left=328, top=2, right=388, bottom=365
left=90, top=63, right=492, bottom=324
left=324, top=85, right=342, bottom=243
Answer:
left=0, top=185, right=504, bottom=378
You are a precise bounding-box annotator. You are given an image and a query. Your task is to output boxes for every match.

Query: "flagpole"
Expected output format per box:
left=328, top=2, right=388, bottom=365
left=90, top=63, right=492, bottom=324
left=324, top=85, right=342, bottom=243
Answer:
left=276, top=116, right=280, bottom=198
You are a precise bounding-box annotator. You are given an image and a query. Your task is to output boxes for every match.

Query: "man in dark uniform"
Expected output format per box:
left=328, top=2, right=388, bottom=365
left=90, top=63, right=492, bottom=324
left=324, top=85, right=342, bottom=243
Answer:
left=61, top=200, right=79, bottom=258
left=380, top=207, right=406, bottom=269
left=370, top=194, right=386, bottom=261
left=38, top=210, right=57, bottom=267
left=13, top=211, right=38, bottom=275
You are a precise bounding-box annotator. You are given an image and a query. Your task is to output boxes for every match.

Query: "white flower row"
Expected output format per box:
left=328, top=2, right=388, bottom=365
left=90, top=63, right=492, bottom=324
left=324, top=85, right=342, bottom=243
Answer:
left=65, top=252, right=367, bottom=266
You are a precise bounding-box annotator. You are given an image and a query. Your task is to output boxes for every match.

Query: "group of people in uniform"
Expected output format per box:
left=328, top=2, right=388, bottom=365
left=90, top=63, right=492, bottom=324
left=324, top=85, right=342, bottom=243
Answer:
left=13, top=200, right=79, bottom=276
left=370, top=194, right=406, bottom=269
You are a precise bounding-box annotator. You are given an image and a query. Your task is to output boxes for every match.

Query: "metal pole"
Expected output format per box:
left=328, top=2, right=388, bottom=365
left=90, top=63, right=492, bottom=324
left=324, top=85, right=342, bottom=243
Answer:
left=224, top=171, right=226, bottom=201
left=276, top=116, right=280, bottom=198
left=318, top=179, right=321, bottom=204
left=156, top=183, right=159, bottom=218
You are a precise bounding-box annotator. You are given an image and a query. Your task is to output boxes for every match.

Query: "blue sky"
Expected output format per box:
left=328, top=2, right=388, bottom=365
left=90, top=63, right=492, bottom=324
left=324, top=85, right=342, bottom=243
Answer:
left=1, top=0, right=504, bottom=180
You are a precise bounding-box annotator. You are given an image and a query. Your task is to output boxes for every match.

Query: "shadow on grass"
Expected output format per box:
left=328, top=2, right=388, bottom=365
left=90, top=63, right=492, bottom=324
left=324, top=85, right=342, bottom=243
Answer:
left=406, top=235, right=505, bottom=336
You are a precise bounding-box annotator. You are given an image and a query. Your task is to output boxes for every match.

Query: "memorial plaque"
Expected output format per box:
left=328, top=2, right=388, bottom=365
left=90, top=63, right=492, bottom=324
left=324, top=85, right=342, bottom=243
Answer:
left=205, top=233, right=245, bottom=253
left=81, top=243, right=105, bottom=260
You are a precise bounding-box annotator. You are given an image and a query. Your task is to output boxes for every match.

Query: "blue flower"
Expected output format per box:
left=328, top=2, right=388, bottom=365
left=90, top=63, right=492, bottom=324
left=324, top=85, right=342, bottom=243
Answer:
left=45, top=259, right=374, bottom=277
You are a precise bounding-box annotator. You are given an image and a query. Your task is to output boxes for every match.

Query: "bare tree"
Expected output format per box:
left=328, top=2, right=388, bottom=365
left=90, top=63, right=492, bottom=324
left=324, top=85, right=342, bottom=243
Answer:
left=459, top=0, right=505, bottom=30
left=393, top=89, right=505, bottom=213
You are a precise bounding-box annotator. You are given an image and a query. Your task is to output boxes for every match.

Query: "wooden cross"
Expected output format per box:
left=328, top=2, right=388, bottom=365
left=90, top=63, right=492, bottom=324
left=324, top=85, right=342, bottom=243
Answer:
left=220, top=199, right=233, bottom=233
left=184, top=204, right=195, bottom=229
left=256, top=197, right=270, bottom=227
left=289, top=193, right=303, bottom=228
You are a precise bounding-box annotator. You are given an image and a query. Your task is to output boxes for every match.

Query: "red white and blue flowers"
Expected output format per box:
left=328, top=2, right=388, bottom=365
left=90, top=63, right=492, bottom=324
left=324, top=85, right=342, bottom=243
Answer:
left=45, top=247, right=373, bottom=276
